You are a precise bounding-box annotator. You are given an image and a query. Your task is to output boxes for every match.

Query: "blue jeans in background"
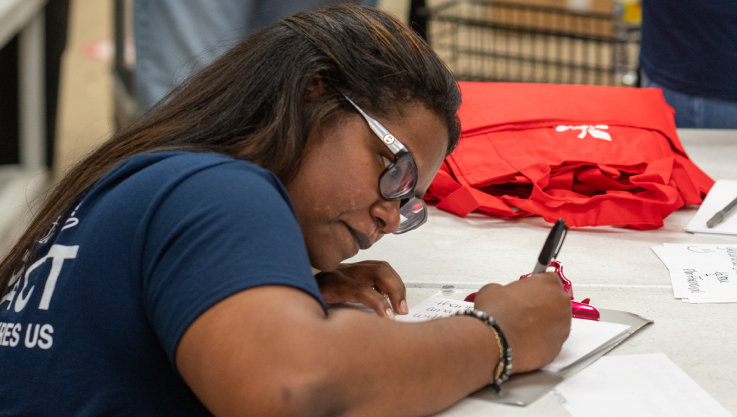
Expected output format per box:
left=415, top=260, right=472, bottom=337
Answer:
left=641, top=71, right=737, bottom=129
left=133, top=0, right=377, bottom=115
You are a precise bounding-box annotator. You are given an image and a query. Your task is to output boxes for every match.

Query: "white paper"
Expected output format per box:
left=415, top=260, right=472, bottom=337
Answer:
left=398, top=297, right=631, bottom=374
left=551, top=353, right=733, bottom=417
left=541, top=318, right=630, bottom=372
left=686, top=180, right=737, bottom=236
left=651, top=244, right=737, bottom=303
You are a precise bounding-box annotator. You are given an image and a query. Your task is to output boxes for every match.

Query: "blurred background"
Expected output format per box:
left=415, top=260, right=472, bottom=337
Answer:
left=0, top=0, right=642, bottom=254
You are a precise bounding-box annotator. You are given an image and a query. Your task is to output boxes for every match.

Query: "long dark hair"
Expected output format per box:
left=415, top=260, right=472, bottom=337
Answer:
left=0, top=4, right=461, bottom=292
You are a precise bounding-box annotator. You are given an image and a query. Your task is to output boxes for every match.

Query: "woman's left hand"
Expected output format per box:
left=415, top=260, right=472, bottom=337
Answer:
left=315, top=260, right=408, bottom=319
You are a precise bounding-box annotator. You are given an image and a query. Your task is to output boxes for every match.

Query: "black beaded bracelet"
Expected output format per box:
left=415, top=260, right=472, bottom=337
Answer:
left=454, top=308, right=513, bottom=392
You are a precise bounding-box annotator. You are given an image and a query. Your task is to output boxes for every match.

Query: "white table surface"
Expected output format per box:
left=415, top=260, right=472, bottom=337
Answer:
left=349, top=129, right=737, bottom=416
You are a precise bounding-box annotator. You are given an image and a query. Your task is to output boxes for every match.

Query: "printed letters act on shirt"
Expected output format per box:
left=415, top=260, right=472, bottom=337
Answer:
left=0, top=244, right=77, bottom=351
left=1, top=208, right=82, bottom=353
left=2, top=244, right=79, bottom=313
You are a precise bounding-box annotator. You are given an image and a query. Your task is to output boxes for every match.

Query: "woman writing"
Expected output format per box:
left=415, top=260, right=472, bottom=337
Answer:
left=0, top=5, right=570, bottom=416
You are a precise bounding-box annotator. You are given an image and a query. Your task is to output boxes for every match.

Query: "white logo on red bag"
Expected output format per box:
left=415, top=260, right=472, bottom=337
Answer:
left=555, top=125, right=611, bottom=141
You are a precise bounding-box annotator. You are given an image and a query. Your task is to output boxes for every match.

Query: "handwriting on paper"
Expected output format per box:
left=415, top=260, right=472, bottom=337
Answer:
left=395, top=297, right=474, bottom=323
left=684, top=269, right=730, bottom=294
left=652, top=244, right=737, bottom=303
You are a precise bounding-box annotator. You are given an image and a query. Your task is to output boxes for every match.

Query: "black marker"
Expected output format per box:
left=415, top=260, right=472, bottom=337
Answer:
left=532, top=219, right=568, bottom=274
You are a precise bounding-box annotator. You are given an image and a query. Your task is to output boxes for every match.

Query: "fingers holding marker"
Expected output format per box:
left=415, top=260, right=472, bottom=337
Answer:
left=473, top=275, right=571, bottom=373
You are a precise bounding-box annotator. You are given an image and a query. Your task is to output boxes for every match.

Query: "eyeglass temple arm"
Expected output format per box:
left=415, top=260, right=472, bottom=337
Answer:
left=342, top=95, right=408, bottom=155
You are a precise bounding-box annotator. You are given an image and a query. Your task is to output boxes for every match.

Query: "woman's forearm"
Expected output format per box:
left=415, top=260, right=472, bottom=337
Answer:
left=309, top=309, right=499, bottom=417
left=176, top=286, right=499, bottom=417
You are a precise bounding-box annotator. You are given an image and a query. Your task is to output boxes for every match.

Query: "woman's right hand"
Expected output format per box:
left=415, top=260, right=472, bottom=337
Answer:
left=473, top=272, right=572, bottom=374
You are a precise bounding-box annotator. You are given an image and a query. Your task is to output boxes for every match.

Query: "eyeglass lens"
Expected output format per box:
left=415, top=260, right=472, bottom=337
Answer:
left=396, top=197, right=427, bottom=234
left=379, top=156, right=417, bottom=200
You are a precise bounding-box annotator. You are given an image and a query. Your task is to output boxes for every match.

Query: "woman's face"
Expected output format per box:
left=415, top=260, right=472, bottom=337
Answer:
left=286, top=103, right=449, bottom=272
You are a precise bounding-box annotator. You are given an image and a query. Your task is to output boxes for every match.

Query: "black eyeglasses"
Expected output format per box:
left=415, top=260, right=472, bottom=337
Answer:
left=343, top=95, right=427, bottom=234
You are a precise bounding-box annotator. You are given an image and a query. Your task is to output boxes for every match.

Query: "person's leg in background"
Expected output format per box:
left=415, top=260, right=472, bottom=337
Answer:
left=133, top=0, right=254, bottom=114
left=699, top=97, right=737, bottom=129
left=641, top=71, right=737, bottom=129
left=133, top=0, right=377, bottom=116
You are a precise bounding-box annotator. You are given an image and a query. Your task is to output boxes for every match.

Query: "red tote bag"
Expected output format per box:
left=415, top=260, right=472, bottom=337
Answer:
left=426, top=82, right=714, bottom=229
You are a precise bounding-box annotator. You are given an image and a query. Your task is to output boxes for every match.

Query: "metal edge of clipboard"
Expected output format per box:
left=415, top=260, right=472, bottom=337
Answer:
left=469, top=308, right=654, bottom=407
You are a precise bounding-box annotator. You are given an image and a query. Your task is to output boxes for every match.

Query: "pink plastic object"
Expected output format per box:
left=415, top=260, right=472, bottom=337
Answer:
left=571, top=298, right=600, bottom=321
left=520, top=260, right=600, bottom=321
left=464, top=261, right=600, bottom=321
left=519, top=260, right=572, bottom=297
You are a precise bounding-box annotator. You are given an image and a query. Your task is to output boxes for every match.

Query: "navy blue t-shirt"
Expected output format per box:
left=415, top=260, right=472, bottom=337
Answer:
left=639, top=0, right=737, bottom=101
left=0, top=152, right=323, bottom=415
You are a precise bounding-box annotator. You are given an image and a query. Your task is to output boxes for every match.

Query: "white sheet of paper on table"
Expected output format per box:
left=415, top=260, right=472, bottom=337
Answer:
left=397, top=297, right=631, bottom=373
left=541, top=318, right=630, bottom=372
left=551, top=353, right=733, bottom=417
left=651, top=244, right=737, bottom=303
left=685, top=180, right=737, bottom=237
